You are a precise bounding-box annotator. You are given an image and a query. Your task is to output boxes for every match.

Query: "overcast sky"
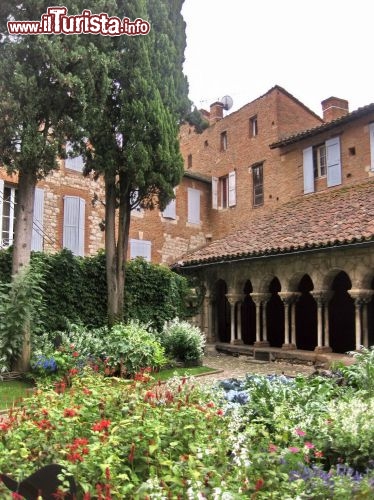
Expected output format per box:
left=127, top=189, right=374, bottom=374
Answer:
left=181, top=0, right=373, bottom=118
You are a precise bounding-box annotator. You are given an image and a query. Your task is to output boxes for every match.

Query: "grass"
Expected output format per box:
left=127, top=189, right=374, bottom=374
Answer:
left=152, top=365, right=217, bottom=381
left=0, top=380, right=35, bottom=410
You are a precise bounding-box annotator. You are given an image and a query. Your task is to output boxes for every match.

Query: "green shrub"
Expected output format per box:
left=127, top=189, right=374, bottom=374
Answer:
left=160, top=318, right=206, bottom=364
left=0, top=263, right=45, bottom=372
left=31, top=321, right=167, bottom=378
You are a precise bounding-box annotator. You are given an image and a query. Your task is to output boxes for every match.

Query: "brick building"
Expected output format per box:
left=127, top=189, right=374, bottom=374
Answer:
left=177, top=88, right=374, bottom=356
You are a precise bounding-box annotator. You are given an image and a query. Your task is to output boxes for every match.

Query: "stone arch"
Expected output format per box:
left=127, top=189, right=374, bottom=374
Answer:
left=213, top=279, right=230, bottom=343
left=295, top=274, right=317, bottom=350
left=266, top=277, right=284, bottom=347
left=241, top=280, right=256, bottom=345
left=328, top=271, right=355, bottom=353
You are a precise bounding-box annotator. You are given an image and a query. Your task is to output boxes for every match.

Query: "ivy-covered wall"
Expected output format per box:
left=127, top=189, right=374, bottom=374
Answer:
left=0, top=249, right=192, bottom=332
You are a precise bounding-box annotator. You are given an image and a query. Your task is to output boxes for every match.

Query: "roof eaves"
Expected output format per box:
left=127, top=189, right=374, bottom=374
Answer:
left=183, top=171, right=211, bottom=183
left=270, top=103, right=374, bottom=149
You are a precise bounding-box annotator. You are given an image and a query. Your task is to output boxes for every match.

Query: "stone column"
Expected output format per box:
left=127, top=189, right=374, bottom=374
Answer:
left=250, top=293, right=271, bottom=346
left=290, top=293, right=301, bottom=346
left=226, top=293, right=245, bottom=345
left=348, top=290, right=374, bottom=350
left=203, top=291, right=215, bottom=343
left=311, top=290, right=332, bottom=353
left=279, top=292, right=297, bottom=350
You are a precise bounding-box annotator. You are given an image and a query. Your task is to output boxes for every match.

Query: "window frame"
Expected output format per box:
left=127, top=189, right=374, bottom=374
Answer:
left=249, top=116, right=258, bottom=137
left=220, top=131, right=228, bottom=151
left=252, top=164, right=264, bottom=207
left=313, top=143, right=327, bottom=178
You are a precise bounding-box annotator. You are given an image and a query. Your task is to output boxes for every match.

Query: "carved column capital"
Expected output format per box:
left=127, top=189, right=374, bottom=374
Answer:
left=225, top=293, right=245, bottom=305
left=278, top=291, right=300, bottom=304
left=311, top=290, right=333, bottom=305
left=250, top=292, right=271, bottom=306
left=348, top=289, right=374, bottom=305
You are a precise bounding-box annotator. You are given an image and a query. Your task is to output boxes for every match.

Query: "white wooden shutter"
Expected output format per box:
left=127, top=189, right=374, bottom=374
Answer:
left=0, top=180, right=4, bottom=244
left=326, top=136, right=342, bottom=187
left=65, top=142, right=84, bottom=172
left=370, top=123, right=374, bottom=171
left=228, top=171, right=236, bottom=207
left=31, top=187, right=44, bottom=251
left=130, top=239, right=151, bottom=261
left=212, top=177, right=218, bottom=209
left=162, top=190, right=176, bottom=219
left=303, top=146, right=314, bottom=194
left=187, top=188, right=200, bottom=224
left=63, top=196, right=85, bottom=256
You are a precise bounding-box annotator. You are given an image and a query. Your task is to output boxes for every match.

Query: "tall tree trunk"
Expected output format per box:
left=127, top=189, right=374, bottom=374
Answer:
left=12, top=168, right=37, bottom=372
left=116, top=171, right=131, bottom=321
left=105, top=171, right=120, bottom=326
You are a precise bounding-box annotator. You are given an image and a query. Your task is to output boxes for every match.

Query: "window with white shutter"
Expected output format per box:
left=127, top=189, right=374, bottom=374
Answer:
left=0, top=182, right=17, bottom=248
left=130, top=239, right=151, bottom=261
left=162, top=189, right=176, bottom=219
left=228, top=171, right=236, bottom=207
left=187, top=188, right=200, bottom=224
left=65, top=142, right=85, bottom=172
left=63, top=196, right=85, bottom=256
left=326, top=137, right=342, bottom=187
left=370, top=123, right=374, bottom=171
left=31, top=187, right=44, bottom=251
left=303, top=147, right=314, bottom=194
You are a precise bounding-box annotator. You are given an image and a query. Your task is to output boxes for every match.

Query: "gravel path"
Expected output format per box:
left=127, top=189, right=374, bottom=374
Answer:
left=198, top=352, right=316, bottom=384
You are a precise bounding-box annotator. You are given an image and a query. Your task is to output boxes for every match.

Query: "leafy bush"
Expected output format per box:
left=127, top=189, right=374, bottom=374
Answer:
left=333, top=346, right=374, bottom=397
left=0, top=263, right=45, bottom=372
left=160, top=318, right=206, bottom=364
left=0, top=250, right=194, bottom=332
left=31, top=322, right=167, bottom=379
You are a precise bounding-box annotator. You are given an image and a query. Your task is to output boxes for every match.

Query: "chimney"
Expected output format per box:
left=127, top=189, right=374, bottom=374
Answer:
left=209, top=101, right=224, bottom=124
left=321, top=97, right=349, bottom=122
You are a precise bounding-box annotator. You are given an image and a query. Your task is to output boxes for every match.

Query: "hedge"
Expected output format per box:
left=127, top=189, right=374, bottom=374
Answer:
left=0, top=248, right=193, bottom=332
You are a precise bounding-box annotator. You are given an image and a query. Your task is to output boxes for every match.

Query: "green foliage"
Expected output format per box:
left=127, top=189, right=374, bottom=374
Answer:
left=0, top=263, right=45, bottom=372
left=32, top=321, right=167, bottom=378
left=0, top=250, right=190, bottom=333
left=160, top=318, right=206, bottom=363
left=332, top=346, right=374, bottom=397
left=185, top=106, right=209, bottom=133
left=125, top=258, right=190, bottom=331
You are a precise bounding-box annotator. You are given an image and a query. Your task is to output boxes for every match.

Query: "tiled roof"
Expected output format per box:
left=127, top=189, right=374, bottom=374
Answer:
left=270, top=103, right=374, bottom=148
left=178, top=181, right=374, bottom=267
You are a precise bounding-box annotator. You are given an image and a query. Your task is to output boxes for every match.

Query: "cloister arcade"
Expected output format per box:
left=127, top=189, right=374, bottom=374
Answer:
left=193, top=246, right=374, bottom=354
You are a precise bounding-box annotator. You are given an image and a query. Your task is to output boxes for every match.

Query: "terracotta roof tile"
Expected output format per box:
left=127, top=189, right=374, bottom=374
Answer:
left=179, top=181, right=374, bottom=267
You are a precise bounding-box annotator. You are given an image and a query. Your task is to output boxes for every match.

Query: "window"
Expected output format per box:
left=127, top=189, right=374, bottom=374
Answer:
left=130, top=239, right=151, bottom=261
left=187, top=188, right=200, bottom=224
left=220, top=131, right=228, bottom=151
left=303, top=136, right=341, bottom=193
left=313, top=144, right=327, bottom=178
left=162, top=189, right=176, bottom=219
left=63, top=196, right=85, bottom=256
left=187, top=154, right=192, bottom=169
left=250, top=116, right=258, bottom=137
left=65, top=142, right=85, bottom=172
left=252, top=164, right=264, bottom=206
left=370, top=122, right=374, bottom=171
left=0, top=182, right=44, bottom=251
left=31, top=188, right=44, bottom=251
left=212, top=171, right=236, bottom=209
left=0, top=183, right=17, bottom=248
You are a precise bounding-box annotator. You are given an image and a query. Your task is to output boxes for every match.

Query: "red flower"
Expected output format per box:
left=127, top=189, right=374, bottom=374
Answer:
left=207, top=401, right=215, bottom=408
left=92, top=419, right=111, bottom=432
left=67, top=452, right=83, bottom=463
left=314, top=450, right=324, bottom=458
left=72, top=351, right=79, bottom=357
left=216, top=409, right=224, bottom=416
left=255, top=478, right=264, bottom=491
left=64, top=408, right=78, bottom=418
left=70, top=368, right=79, bottom=376
left=34, top=419, right=53, bottom=430
left=144, top=391, right=156, bottom=400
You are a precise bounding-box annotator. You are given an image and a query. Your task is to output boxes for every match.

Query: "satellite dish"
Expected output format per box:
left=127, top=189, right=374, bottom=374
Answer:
left=221, top=95, right=233, bottom=111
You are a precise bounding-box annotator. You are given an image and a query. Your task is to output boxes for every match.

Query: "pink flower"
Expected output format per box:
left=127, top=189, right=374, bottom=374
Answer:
left=314, top=450, right=324, bottom=458
left=294, top=427, right=306, bottom=437
left=304, top=441, right=315, bottom=449
left=288, top=446, right=300, bottom=453
left=268, top=443, right=278, bottom=453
